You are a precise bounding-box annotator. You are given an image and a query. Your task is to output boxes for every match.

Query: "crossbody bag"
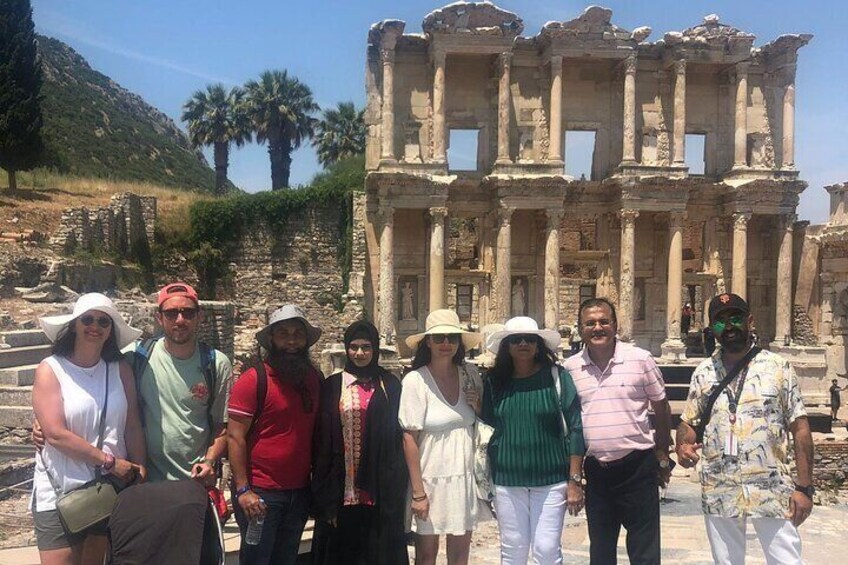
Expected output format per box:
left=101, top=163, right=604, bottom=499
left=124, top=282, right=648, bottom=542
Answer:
left=693, top=346, right=761, bottom=443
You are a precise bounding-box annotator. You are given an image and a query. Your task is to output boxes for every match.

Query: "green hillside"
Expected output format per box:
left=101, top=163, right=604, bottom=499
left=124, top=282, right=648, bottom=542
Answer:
left=36, top=35, right=218, bottom=191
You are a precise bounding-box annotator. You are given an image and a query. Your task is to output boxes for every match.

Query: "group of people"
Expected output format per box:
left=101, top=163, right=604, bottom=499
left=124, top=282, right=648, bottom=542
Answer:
left=28, top=279, right=815, bottom=565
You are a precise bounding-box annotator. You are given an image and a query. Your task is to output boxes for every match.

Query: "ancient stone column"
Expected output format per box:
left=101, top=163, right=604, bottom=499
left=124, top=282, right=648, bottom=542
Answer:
left=544, top=208, right=563, bottom=330
left=428, top=207, right=447, bottom=310
left=380, top=47, right=396, bottom=163
left=432, top=49, right=447, bottom=164
left=672, top=59, right=687, bottom=165
left=621, top=55, right=638, bottom=165
left=549, top=55, right=564, bottom=163
left=773, top=214, right=796, bottom=344
left=733, top=63, right=749, bottom=168
left=618, top=209, right=639, bottom=341
left=496, top=205, right=515, bottom=323
left=731, top=212, right=751, bottom=299
left=782, top=70, right=796, bottom=169
left=662, top=211, right=687, bottom=360
left=378, top=205, right=396, bottom=340
left=496, top=52, right=513, bottom=165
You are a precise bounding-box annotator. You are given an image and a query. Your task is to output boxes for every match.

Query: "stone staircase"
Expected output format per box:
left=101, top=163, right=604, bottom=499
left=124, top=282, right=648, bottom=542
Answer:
left=0, top=330, right=51, bottom=429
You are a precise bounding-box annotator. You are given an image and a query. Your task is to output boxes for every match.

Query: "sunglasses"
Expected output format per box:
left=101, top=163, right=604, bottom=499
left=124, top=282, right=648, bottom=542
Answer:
left=507, top=334, right=538, bottom=345
left=160, top=307, right=199, bottom=321
left=430, top=334, right=460, bottom=344
left=79, top=315, right=112, bottom=328
left=711, top=314, right=745, bottom=335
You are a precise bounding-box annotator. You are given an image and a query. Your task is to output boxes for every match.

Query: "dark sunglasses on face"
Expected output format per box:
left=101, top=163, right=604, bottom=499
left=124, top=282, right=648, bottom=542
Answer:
left=430, top=333, right=460, bottom=344
left=711, top=314, right=745, bottom=335
left=160, top=307, right=199, bottom=321
left=507, top=334, right=537, bottom=346
left=79, top=315, right=112, bottom=328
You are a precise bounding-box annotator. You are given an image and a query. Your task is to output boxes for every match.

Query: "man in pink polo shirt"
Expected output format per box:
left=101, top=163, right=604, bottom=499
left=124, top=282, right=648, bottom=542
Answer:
left=564, top=297, right=672, bottom=565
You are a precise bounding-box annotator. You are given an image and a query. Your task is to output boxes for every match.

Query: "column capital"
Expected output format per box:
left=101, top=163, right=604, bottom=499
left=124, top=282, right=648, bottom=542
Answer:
left=430, top=47, right=446, bottom=66
left=498, top=205, right=516, bottom=227
left=669, top=210, right=687, bottom=228
left=674, top=58, right=687, bottom=76
left=779, top=213, right=798, bottom=231
left=378, top=204, right=395, bottom=223
left=619, top=209, right=640, bottom=225
left=547, top=208, right=564, bottom=229
left=499, top=51, right=513, bottom=70
left=732, top=212, right=752, bottom=229
left=429, top=206, right=448, bottom=220
left=734, top=61, right=750, bottom=79
left=549, top=54, right=563, bottom=68
left=379, top=47, right=395, bottom=65
left=624, top=53, right=638, bottom=76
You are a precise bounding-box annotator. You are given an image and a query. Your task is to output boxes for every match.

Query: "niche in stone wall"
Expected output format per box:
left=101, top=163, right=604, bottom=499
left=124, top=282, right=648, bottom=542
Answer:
left=448, top=217, right=480, bottom=270
left=403, top=121, right=422, bottom=163
left=641, top=130, right=659, bottom=164
left=398, top=276, right=419, bottom=323
left=634, top=277, right=647, bottom=321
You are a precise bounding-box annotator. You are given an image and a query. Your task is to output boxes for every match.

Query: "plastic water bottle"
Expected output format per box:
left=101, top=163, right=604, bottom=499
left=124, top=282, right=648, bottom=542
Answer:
left=245, top=500, right=265, bottom=546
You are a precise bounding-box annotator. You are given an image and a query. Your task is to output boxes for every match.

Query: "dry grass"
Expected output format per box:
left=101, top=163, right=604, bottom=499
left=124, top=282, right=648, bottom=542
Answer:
left=0, top=168, right=216, bottom=238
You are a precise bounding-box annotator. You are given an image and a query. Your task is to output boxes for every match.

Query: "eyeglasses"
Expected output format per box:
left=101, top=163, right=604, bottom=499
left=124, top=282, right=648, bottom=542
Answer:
left=711, top=314, right=745, bottom=335
left=160, top=307, right=199, bottom=321
left=79, top=315, right=112, bottom=328
left=583, top=319, right=613, bottom=329
left=348, top=344, right=373, bottom=353
left=430, top=334, right=460, bottom=344
left=507, top=334, right=537, bottom=346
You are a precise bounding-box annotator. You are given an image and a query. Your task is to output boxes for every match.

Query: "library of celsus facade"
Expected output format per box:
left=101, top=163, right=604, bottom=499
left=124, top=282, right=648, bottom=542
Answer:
left=359, top=3, right=811, bottom=360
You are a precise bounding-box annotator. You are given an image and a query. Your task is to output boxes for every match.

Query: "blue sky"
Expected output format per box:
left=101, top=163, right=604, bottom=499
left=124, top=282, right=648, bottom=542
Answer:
left=32, top=0, right=846, bottom=223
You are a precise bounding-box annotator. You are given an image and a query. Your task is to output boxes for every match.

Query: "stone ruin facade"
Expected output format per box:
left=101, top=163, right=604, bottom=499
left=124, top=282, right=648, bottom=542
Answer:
left=49, top=193, right=156, bottom=260
left=362, top=3, right=812, bottom=358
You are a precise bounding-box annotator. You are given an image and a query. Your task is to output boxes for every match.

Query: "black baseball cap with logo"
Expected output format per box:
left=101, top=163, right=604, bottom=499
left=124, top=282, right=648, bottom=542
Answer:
left=708, top=293, right=750, bottom=324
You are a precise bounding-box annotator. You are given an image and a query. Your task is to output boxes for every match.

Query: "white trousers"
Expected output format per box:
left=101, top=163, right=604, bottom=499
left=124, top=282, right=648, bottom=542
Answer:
left=704, top=514, right=803, bottom=565
left=494, top=481, right=568, bottom=565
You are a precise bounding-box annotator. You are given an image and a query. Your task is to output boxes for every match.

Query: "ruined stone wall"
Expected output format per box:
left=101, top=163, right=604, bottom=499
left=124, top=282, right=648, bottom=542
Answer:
left=49, top=192, right=156, bottom=261
left=814, top=440, right=848, bottom=491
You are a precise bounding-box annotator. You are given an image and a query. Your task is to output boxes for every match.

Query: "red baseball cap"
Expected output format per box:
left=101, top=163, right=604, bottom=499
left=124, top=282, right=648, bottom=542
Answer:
left=157, top=282, right=199, bottom=308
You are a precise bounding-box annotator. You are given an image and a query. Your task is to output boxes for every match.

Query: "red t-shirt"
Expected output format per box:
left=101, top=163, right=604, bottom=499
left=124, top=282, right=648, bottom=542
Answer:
left=228, top=363, right=320, bottom=490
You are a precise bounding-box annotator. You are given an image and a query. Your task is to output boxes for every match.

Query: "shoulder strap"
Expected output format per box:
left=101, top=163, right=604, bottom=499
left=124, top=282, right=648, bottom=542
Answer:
left=552, top=364, right=568, bottom=438
left=251, top=361, right=268, bottom=434
left=694, top=346, right=761, bottom=443
left=198, top=342, right=217, bottom=433
left=130, top=337, right=160, bottom=429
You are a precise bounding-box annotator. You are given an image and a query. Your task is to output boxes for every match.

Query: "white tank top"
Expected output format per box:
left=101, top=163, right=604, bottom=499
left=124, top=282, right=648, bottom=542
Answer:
left=32, top=355, right=128, bottom=512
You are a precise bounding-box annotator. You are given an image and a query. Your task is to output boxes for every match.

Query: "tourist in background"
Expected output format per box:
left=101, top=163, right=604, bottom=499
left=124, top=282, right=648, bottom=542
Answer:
left=677, top=293, right=813, bottom=565
left=399, top=309, right=483, bottom=565
left=563, top=297, right=672, bottom=565
left=483, top=316, right=585, bottom=564
left=311, top=320, right=408, bottom=565
left=830, top=378, right=847, bottom=421
left=32, top=293, right=147, bottom=565
left=228, top=305, right=322, bottom=565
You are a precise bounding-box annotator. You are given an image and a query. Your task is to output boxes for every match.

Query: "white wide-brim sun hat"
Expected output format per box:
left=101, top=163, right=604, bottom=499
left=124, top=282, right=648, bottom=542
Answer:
left=486, top=316, right=562, bottom=353
left=405, top=309, right=482, bottom=350
left=255, top=304, right=323, bottom=350
left=39, top=292, right=142, bottom=349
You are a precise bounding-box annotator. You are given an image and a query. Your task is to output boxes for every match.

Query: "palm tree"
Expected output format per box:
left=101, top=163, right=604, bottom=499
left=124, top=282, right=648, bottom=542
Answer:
left=244, top=70, right=319, bottom=190
left=313, top=102, right=366, bottom=168
left=182, top=84, right=251, bottom=195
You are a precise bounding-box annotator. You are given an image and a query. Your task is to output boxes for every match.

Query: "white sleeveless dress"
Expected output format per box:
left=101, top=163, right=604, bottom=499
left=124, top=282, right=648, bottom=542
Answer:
left=32, top=356, right=128, bottom=512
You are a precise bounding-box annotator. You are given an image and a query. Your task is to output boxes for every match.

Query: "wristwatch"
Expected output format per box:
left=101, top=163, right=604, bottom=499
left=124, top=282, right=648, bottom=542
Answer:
left=569, top=473, right=583, bottom=484
left=794, top=483, right=815, bottom=499
left=658, top=459, right=670, bottom=469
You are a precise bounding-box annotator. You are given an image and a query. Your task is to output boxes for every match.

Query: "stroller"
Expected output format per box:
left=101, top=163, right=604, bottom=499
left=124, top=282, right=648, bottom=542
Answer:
left=107, top=479, right=225, bottom=565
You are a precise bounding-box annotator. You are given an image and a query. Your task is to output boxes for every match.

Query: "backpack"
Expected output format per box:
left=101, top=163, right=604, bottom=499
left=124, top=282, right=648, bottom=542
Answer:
left=130, top=337, right=218, bottom=438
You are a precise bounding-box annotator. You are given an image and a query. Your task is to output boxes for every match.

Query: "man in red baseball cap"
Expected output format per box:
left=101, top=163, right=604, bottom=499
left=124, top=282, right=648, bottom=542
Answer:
left=676, top=292, right=813, bottom=564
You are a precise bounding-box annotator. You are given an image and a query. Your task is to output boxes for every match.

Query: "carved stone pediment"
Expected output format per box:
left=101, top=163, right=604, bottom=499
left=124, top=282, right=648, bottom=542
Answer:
left=422, top=2, right=523, bottom=37
left=662, top=14, right=755, bottom=54
left=539, top=6, right=650, bottom=48
left=368, top=20, right=406, bottom=49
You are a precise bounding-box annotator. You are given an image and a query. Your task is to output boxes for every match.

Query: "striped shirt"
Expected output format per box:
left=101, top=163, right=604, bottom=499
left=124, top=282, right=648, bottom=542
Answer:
left=563, top=340, right=666, bottom=462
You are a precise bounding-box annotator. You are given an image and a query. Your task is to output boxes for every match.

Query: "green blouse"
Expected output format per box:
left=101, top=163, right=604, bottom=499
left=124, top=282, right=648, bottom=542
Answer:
left=481, top=365, right=585, bottom=487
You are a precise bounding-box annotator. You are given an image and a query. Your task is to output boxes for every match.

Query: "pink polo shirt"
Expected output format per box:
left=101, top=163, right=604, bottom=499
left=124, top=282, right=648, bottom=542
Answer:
left=563, top=340, right=666, bottom=462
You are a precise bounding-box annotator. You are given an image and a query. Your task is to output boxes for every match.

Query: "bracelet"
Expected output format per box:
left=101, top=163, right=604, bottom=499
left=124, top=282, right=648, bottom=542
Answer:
left=101, top=453, right=115, bottom=473
left=412, top=493, right=427, bottom=502
left=234, top=485, right=252, bottom=498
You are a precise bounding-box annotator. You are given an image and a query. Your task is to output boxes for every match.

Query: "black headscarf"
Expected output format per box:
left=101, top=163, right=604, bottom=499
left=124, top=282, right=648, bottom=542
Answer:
left=343, top=320, right=380, bottom=379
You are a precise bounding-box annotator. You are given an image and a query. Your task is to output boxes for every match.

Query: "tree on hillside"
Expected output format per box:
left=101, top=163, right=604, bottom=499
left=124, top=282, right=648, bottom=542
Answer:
left=0, top=0, right=44, bottom=192
left=313, top=101, right=365, bottom=168
left=182, top=84, right=251, bottom=195
left=244, top=70, right=318, bottom=190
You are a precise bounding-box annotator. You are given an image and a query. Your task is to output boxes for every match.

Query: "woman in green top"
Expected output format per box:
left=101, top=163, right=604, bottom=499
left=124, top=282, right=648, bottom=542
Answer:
left=482, top=316, right=585, bottom=565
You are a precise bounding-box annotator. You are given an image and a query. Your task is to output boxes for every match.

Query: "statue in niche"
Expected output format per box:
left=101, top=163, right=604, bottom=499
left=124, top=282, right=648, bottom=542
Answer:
left=401, top=281, right=416, bottom=320
left=511, top=278, right=526, bottom=317
left=634, top=278, right=646, bottom=321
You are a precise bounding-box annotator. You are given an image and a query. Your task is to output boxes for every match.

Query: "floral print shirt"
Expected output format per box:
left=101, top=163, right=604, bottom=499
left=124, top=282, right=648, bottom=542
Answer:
left=681, top=348, right=807, bottom=518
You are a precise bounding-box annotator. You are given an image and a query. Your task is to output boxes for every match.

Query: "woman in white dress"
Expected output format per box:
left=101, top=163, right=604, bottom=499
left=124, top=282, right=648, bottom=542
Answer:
left=32, top=293, right=147, bottom=565
left=399, top=309, right=483, bottom=565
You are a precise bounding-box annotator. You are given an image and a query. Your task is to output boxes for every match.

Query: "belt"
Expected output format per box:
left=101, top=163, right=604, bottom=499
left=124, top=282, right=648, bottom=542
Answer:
left=587, top=449, right=651, bottom=469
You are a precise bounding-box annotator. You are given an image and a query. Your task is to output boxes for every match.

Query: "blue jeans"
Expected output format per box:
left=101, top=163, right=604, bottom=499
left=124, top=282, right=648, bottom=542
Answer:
left=233, top=486, right=310, bottom=565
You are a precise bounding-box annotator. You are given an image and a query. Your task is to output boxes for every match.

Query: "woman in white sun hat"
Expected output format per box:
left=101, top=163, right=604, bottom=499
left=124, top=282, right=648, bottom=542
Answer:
left=482, top=316, right=585, bottom=565
left=398, top=309, right=483, bottom=565
left=31, top=292, right=147, bottom=565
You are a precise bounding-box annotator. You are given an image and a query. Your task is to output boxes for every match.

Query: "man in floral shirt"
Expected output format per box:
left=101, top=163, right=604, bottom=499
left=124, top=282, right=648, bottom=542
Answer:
left=676, top=293, right=813, bottom=564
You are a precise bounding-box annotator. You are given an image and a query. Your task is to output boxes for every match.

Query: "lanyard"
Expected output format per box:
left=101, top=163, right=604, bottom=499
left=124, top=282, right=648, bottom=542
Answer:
left=723, top=367, right=748, bottom=424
